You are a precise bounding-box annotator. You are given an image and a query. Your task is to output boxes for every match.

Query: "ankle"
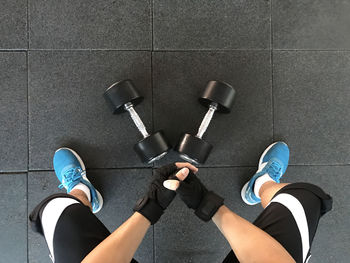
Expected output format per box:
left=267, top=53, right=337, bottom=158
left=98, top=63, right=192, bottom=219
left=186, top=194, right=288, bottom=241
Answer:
left=71, top=183, right=91, bottom=201
left=69, top=189, right=92, bottom=209
left=258, top=181, right=278, bottom=198
left=253, top=173, right=274, bottom=198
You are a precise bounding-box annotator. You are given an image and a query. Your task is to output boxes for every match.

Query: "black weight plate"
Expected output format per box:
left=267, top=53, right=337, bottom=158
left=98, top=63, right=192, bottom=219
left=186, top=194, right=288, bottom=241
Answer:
left=199, top=80, right=236, bottom=113
left=134, top=130, right=171, bottom=164
left=175, top=133, right=213, bottom=164
left=104, top=79, right=143, bottom=114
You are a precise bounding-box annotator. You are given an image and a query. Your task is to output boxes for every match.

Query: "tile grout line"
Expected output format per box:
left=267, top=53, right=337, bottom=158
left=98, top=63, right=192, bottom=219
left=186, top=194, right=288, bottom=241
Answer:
left=25, top=18, right=30, bottom=254
left=0, top=171, right=28, bottom=174
left=151, top=0, right=154, bottom=51
left=151, top=53, right=155, bottom=170
left=270, top=0, right=275, bottom=142
left=1, top=163, right=350, bottom=175
left=26, top=10, right=30, bottom=262
left=2, top=49, right=350, bottom=52
left=23, top=167, right=153, bottom=173
left=150, top=0, right=155, bottom=171
left=27, top=0, right=29, bottom=50
left=26, top=0, right=29, bottom=252
left=26, top=53, right=29, bottom=171
left=0, top=163, right=350, bottom=174
left=3, top=163, right=346, bottom=174
left=270, top=0, right=273, bottom=50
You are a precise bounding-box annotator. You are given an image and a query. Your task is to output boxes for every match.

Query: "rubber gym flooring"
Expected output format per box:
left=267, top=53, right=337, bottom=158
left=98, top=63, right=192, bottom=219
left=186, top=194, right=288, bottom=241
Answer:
left=0, top=1, right=349, bottom=262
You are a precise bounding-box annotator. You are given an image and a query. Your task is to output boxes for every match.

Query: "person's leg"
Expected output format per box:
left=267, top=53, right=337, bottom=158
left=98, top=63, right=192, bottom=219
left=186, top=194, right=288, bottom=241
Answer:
left=224, top=142, right=332, bottom=263
left=53, top=147, right=103, bottom=213
left=224, top=181, right=332, bottom=263
left=30, top=147, right=108, bottom=262
left=252, top=182, right=332, bottom=263
left=31, top=194, right=111, bottom=263
left=40, top=188, right=93, bottom=260
left=241, top=142, right=290, bottom=206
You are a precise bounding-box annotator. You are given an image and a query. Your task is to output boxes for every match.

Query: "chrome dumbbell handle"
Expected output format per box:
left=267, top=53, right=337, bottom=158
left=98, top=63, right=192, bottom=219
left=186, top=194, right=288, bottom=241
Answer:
left=124, top=102, right=149, bottom=138
left=196, top=102, right=218, bottom=139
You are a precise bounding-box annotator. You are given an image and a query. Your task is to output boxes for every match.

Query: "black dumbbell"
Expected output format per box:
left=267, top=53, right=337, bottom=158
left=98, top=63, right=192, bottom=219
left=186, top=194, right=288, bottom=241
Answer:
left=104, top=79, right=171, bottom=164
left=175, top=80, right=236, bottom=164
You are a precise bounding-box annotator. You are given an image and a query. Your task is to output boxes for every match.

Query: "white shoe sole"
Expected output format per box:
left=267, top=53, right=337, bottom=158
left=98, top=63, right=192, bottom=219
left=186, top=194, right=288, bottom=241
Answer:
left=241, top=142, right=284, bottom=205
left=56, top=147, right=104, bottom=213
left=241, top=181, right=256, bottom=205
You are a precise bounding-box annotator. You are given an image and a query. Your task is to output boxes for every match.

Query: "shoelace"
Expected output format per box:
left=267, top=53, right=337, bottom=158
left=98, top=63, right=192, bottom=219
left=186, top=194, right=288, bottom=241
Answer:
left=58, top=167, right=83, bottom=192
left=264, top=160, right=283, bottom=181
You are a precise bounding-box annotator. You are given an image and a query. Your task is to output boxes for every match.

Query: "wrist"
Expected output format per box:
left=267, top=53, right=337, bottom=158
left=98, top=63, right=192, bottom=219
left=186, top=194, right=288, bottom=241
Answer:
left=133, top=211, right=152, bottom=226
left=212, top=204, right=227, bottom=223
left=133, top=196, right=164, bottom=225
left=194, top=191, right=224, bottom=222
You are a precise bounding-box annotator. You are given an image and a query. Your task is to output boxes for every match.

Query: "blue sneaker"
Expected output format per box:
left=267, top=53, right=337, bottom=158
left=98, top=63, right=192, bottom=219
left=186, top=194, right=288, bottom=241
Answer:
left=241, top=142, right=290, bottom=205
left=53, top=147, right=103, bottom=213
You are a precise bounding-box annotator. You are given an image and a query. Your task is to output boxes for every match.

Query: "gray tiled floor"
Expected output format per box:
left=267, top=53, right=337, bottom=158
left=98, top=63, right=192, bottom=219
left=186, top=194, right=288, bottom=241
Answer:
left=153, top=0, right=270, bottom=50
left=29, top=0, right=151, bottom=49
left=1, top=1, right=349, bottom=262
left=272, top=0, right=350, bottom=50
left=273, top=51, right=350, bottom=165
left=0, top=52, right=27, bottom=172
left=0, top=173, right=27, bottom=263
left=29, top=51, right=152, bottom=170
left=0, top=0, right=27, bottom=49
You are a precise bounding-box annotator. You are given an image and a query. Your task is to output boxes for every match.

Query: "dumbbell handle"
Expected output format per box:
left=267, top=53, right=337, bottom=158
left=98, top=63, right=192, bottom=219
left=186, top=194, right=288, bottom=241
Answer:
left=124, top=102, right=149, bottom=138
left=196, top=103, right=218, bottom=139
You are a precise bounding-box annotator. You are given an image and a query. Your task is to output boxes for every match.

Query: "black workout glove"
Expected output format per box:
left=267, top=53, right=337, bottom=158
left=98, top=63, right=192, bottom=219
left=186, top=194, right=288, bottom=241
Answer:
left=133, top=163, right=178, bottom=225
left=173, top=172, right=224, bottom=222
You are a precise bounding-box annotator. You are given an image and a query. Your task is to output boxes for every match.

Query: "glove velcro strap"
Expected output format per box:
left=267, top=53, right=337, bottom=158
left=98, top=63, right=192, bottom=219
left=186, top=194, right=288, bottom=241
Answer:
left=133, top=197, right=164, bottom=225
left=194, top=191, right=224, bottom=222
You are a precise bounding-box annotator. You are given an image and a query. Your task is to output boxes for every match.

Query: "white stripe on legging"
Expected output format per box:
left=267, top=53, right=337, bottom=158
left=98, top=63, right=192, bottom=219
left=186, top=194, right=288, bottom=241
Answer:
left=268, top=193, right=310, bottom=263
left=41, top=198, right=79, bottom=262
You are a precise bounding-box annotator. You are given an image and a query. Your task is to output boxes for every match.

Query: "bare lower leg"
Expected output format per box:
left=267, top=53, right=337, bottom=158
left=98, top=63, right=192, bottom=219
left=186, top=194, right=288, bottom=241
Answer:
left=69, top=189, right=92, bottom=210
left=259, top=182, right=289, bottom=208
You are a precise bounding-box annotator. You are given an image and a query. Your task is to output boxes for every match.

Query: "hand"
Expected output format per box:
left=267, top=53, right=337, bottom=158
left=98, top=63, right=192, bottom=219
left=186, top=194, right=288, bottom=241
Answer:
left=133, top=163, right=198, bottom=225
left=163, top=169, right=224, bottom=222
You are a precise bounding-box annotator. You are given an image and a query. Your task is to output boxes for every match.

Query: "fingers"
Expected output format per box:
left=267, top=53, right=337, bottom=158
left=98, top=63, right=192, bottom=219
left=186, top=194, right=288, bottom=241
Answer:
left=175, top=162, right=198, bottom=174
left=163, top=180, right=180, bottom=191
left=175, top=167, right=190, bottom=181
left=163, top=168, right=189, bottom=191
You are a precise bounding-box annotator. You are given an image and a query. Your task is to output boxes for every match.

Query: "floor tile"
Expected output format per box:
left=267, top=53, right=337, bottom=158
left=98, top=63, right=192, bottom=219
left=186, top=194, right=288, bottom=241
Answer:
left=154, top=167, right=262, bottom=263
left=153, top=0, right=270, bottom=50
left=153, top=51, right=273, bottom=166
left=28, top=51, right=152, bottom=170
left=273, top=51, right=350, bottom=165
left=29, top=0, right=151, bottom=49
left=273, top=0, right=350, bottom=49
left=283, top=165, right=350, bottom=263
left=0, top=52, right=27, bottom=172
left=28, top=169, right=154, bottom=263
left=0, top=0, right=27, bottom=49
left=0, top=173, right=27, bottom=263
